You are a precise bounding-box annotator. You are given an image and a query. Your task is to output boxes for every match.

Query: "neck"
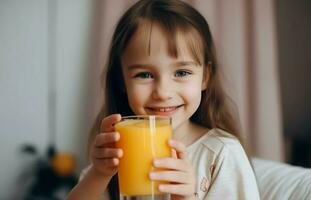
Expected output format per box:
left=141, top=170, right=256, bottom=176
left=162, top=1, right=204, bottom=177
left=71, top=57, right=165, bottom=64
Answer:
left=173, top=120, right=208, bottom=146
left=173, top=120, right=191, bottom=140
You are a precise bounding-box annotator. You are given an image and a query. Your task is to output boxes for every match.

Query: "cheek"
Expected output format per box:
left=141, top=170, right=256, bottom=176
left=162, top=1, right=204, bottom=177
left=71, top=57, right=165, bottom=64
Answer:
left=126, top=84, right=151, bottom=111
left=181, top=81, right=202, bottom=106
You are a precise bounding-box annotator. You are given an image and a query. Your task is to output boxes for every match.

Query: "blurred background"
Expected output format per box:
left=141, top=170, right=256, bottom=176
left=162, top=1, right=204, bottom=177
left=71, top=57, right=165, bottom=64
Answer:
left=0, top=0, right=310, bottom=199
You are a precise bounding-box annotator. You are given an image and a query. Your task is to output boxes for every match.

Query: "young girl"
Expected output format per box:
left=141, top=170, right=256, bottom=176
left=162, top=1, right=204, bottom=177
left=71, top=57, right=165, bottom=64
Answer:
left=68, top=0, right=260, bottom=199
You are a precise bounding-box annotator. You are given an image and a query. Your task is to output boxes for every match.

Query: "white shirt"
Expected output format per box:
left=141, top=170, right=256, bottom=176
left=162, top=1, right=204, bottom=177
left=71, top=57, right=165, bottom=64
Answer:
left=188, top=129, right=260, bottom=199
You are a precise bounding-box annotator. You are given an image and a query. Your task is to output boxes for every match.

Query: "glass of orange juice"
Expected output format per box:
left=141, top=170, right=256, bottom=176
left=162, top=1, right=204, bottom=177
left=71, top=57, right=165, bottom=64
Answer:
left=115, top=115, right=172, bottom=200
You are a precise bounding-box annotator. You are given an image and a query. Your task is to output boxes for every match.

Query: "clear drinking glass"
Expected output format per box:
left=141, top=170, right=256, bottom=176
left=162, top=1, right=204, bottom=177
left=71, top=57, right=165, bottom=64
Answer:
left=115, top=115, right=172, bottom=200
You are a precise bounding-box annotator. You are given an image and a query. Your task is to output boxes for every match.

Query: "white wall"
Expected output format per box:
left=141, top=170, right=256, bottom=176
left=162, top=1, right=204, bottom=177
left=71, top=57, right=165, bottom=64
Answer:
left=0, top=1, right=95, bottom=199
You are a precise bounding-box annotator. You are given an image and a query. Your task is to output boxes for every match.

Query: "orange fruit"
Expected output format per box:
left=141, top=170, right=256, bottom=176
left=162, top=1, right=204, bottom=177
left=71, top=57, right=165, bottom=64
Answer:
left=51, top=153, right=76, bottom=177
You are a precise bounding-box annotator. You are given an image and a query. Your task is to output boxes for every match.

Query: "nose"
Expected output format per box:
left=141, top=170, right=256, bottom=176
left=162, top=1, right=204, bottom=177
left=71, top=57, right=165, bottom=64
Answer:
left=152, top=77, right=174, bottom=100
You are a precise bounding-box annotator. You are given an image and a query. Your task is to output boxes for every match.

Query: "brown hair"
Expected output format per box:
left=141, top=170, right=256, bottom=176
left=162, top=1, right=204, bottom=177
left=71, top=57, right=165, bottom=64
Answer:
left=89, top=0, right=242, bottom=199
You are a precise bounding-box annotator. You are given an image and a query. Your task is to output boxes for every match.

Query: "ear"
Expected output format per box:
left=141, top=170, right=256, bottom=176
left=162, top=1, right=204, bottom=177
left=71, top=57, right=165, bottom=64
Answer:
left=201, top=62, right=212, bottom=91
left=201, top=77, right=208, bottom=91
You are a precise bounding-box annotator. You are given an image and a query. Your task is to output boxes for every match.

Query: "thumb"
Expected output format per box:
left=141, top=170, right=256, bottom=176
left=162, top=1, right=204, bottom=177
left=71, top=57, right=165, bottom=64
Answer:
left=100, top=114, right=122, bottom=132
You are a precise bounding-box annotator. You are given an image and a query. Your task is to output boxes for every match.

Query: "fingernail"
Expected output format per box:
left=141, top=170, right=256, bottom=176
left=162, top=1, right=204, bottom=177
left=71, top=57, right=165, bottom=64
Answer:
left=153, top=159, right=159, bottom=166
left=149, top=172, right=155, bottom=179
left=115, top=132, right=120, bottom=140
left=168, top=139, right=174, bottom=145
left=118, top=149, right=123, bottom=157
left=112, top=158, right=119, bottom=165
left=159, top=185, right=164, bottom=191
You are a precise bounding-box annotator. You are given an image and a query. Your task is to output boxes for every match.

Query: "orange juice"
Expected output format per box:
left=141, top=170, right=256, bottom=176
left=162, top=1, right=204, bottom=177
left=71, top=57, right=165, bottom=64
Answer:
left=115, top=117, right=172, bottom=196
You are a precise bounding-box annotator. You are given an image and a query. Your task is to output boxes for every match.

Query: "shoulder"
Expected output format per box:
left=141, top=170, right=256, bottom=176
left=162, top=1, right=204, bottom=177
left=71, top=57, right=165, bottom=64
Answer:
left=190, top=128, right=244, bottom=157
left=187, top=128, right=251, bottom=176
left=188, top=128, right=251, bottom=175
left=188, top=129, right=259, bottom=199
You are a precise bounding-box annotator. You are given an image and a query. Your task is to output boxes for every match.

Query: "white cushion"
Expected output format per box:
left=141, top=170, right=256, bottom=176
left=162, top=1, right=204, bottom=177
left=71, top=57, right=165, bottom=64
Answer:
left=252, top=158, right=311, bottom=200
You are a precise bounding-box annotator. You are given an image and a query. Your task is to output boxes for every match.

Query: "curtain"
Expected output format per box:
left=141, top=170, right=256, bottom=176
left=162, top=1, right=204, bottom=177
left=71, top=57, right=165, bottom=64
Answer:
left=194, top=0, right=284, bottom=161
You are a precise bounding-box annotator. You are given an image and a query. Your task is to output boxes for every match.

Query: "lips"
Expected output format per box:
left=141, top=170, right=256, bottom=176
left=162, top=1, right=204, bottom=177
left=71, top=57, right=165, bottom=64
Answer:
left=153, top=106, right=178, bottom=112
left=146, top=105, right=183, bottom=115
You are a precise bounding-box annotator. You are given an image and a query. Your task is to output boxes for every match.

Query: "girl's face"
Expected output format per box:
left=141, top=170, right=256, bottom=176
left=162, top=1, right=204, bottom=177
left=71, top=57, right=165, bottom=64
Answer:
left=121, top=23, right=207, bottom=130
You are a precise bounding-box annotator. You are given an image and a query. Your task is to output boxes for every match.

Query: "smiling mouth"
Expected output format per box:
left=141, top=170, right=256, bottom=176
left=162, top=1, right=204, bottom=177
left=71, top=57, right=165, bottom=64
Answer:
left=146, top=105, right=183, bottom=113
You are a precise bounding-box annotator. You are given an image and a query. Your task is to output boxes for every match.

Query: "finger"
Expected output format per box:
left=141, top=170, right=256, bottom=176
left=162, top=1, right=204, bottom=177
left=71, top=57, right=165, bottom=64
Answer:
left=153, top=158, right=190, bottom=172
left=169, top=139, right=187, bottom=160
left=93, top=157, right=120, bottom=168
left=171, top=149, right=177, bottom=159
left=149, top=171, right=190, bottom=184
left=158, top=184, right=194, bottom=196
left=92, top=148, right=123, bottom=159
left=94, top=132, right=120, bottom=147
left=100, top=114, right=122, bottom=132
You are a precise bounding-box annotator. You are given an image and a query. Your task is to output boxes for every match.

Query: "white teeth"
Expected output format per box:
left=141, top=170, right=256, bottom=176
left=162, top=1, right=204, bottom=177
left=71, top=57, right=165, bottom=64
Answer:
left=154, top=106, right=178, bottom=112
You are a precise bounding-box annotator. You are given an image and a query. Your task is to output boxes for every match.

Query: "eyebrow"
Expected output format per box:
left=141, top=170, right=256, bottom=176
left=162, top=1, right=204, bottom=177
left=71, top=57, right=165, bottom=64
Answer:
left=126, top=61, right=199, bottom=70
left=174, top=61, right=199, bottom=67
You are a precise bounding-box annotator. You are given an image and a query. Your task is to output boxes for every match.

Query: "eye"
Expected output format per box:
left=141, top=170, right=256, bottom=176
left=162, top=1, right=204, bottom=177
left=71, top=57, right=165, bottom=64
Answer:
left=133, top=72, right=153, bottom=79
left=175, top=70, right=192, bottom=77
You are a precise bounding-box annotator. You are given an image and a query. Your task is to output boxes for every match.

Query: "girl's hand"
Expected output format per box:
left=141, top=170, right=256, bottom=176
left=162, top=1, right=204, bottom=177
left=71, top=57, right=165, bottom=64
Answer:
left=90, top=114, right=123, bottom=178
left=149, top=139, right=196, bottom=200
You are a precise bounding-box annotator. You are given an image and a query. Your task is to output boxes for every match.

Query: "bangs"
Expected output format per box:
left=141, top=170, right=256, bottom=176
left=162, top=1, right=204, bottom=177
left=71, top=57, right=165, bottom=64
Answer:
left=138, top=18, right=204, bottom=65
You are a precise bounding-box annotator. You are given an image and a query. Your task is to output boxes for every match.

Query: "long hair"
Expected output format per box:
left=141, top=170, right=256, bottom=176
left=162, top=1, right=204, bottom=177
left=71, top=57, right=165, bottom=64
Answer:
left=89, top=0, right=242, bottom=199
